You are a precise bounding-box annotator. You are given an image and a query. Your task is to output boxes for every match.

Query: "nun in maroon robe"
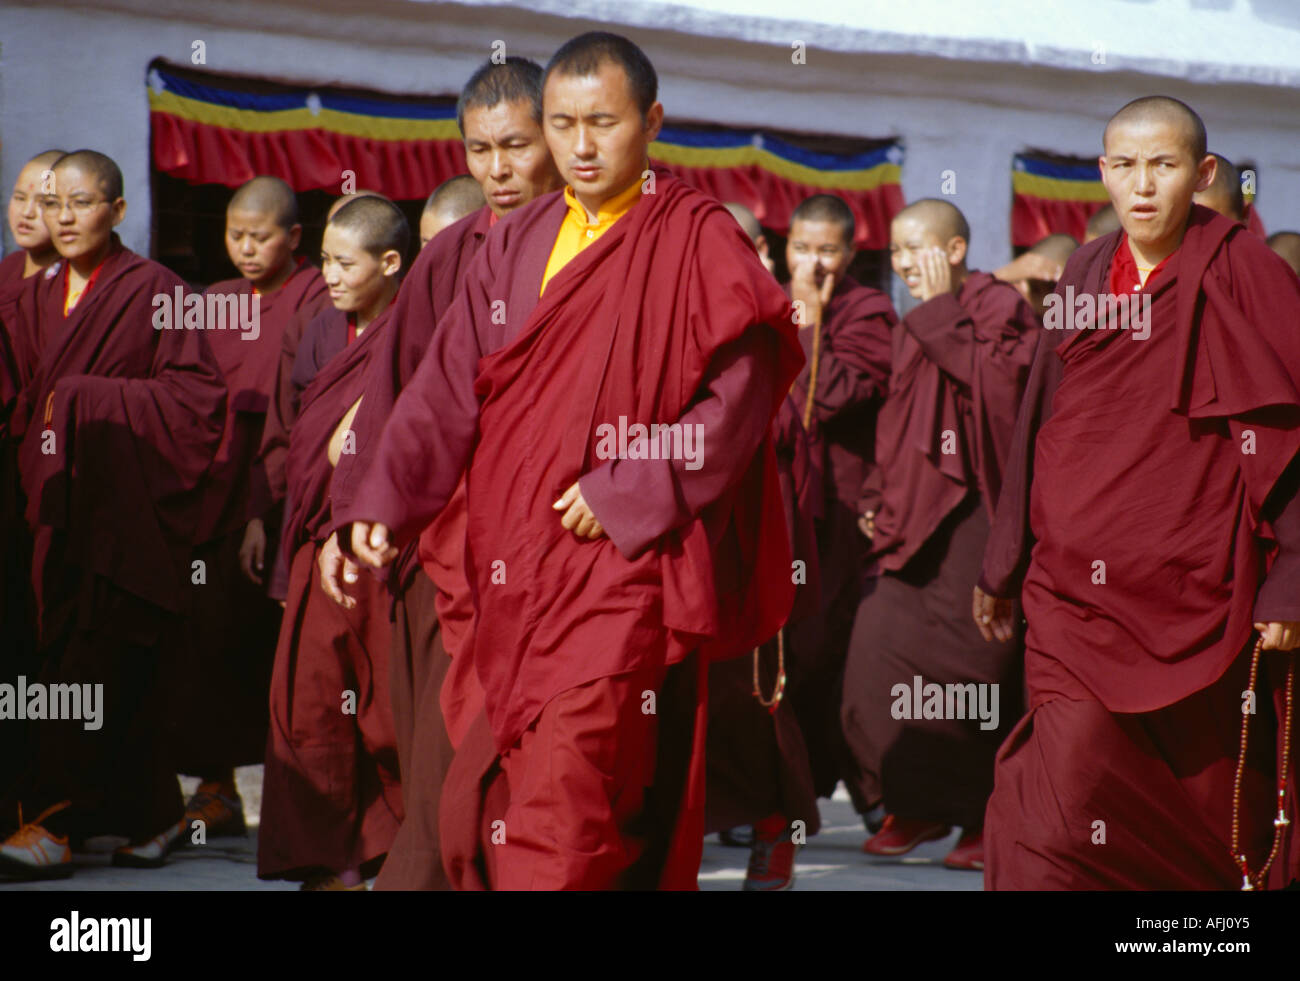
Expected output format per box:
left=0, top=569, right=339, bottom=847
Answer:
left=980, top=205, right=1300, bottom=890
left=329, top=206, right=490, bottom=891
left=257, top=305, right=402, bottom=882
left=0, top=236, right=225, bottom=842
left=161, top=261, right=327, bottom=776
left=347, top=170, right=803, bottom=889
left=841, top=272, right=1038, bottom=842
left=783, top=277, right=894, bottom=801
left=705, top=395, right=822, bottom=838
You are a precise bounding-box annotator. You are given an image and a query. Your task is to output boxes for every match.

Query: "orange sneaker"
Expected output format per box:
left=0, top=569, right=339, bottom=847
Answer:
left=0, top=802, right=74, bottom=880
left=861, top=814, right=951, bottom=856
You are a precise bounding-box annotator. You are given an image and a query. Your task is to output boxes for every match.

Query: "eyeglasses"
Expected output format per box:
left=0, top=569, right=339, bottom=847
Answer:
left=42, top=196, right=109, bottom=215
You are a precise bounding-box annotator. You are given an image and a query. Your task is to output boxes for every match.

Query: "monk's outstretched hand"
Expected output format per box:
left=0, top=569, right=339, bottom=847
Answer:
left=553, top=481, right=605, bottom=540
left=972, top=585, right=1015, bottom=644
left=351, top=521, right=398, bottom=569
left=1255, top=621, right=1300, bottom=652
left=318, top=531, right=360, bottom=610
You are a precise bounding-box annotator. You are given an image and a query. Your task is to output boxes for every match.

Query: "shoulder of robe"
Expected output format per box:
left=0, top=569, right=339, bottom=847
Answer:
left=1212, top=219, right=1298, bottom=298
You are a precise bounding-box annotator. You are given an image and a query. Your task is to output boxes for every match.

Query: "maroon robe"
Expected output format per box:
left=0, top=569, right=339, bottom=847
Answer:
left=841, top=272, right=1038, bottom=828
left=981, top=205, right=1300, bottom=889
left=783, top=277, right=895, bottom=800
left=163, top=262, right=328, bottom=774
left=349, top=171, right=803, bottom=888
left=328, top=206, right=490, bottom=892
left=705, top=394, right=822, bottom=834
left=258, top=306, right=402, bottom=880
left=0, top=238, right=225, bottom=840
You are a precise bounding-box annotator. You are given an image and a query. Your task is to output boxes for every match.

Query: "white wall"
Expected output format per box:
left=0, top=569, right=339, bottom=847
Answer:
left=4, top=0, right=1298, bottom=271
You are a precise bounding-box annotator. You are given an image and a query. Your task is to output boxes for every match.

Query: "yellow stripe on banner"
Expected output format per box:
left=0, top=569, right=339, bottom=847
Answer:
left=650, top=141, right=900, bottom=191
left=148, top=88, right=463, bottom=141
left=1012, top=171, right=1110, bottom=203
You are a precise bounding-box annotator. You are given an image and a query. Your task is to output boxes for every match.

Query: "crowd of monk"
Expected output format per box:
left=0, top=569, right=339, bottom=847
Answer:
left=1, top=31, right=1298, bottom=892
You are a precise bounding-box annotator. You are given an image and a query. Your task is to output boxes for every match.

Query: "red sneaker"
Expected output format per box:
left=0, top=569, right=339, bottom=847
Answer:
left=743, top=814, right=797, bottom=891
left=942, top=829, right=984, bottom=870
left=861, top=814, right=951, bottom=856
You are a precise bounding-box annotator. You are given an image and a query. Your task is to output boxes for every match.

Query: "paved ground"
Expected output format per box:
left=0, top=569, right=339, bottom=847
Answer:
left=1, top=767, right=982, bottom=891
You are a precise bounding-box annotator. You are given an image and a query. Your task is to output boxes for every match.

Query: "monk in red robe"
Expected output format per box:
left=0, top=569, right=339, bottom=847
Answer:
left=323, top=57, right=562, bottom=891
left=841, top=199, right=1038, bottom=871
left=0, top=149, right=66, bottom=800
left=781, top=194, right=895, bottom=817
left=256, top=196, right=409, bottom=890
left=344, top=32, right=803, bottom=890
left=161, top=176, right=329, bottom=838
left=974, top=96, right=1300, bottom=890
left=0, top=150, right=225, bottom=879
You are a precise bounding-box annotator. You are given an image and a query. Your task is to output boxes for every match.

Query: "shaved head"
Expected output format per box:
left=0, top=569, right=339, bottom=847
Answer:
left=1104, top=95, right=1207, bottom=162
left=52, top=149, right=123, bottom=200
left=1193, top=153, right=1245, bottom=221
left=424, top=175, right=486, bottom=219
left=1267, top=231, right=1300, bottom=277
left=724, top=202, right=762, bottom=241
left=326, top=188, right=384, bottom=222
left=894, top=198, right=970, bottom=244
left=26, top=149, right=65, bottom=171
left=1084, top=203, right=1121, bottom=243
left=420, top=175, right=487, bottom=245
left=228, top=175, right=298, bottom=229
left=328, top=194, right=410, bottom=260
left=1028, top=233, right=1079, bottom=265
left=791, top=194, right=855, bottom=247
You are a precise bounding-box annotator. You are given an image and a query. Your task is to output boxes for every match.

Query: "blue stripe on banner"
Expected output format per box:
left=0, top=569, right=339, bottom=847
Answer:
left=658, top=126, right=900, bottom=172
left=1013, top=154, right=1101, bottom=183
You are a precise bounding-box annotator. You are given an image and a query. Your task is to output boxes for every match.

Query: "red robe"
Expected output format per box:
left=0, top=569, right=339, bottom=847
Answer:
left=164, top=262, right=328, bottom=773
left=258, top=306, right=402, bottom=880
left=350, top=172, right=804, bottom=888
left=783, top=277, right=894, bottom=799
left=330, top=206, right=491, bottom=891
left=981, top=205, right=1300, bottom=889
left=1, top=238, right=225, bottom=840
left=841, top=272, right=1038, bottom=827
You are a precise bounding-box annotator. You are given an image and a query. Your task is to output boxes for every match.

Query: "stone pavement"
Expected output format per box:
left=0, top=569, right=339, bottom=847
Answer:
left=1, top=768, right=982, bottom=891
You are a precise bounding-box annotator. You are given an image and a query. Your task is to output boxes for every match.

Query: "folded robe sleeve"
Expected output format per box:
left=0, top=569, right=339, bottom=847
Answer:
left=578, top=327, right=780, bottom=560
